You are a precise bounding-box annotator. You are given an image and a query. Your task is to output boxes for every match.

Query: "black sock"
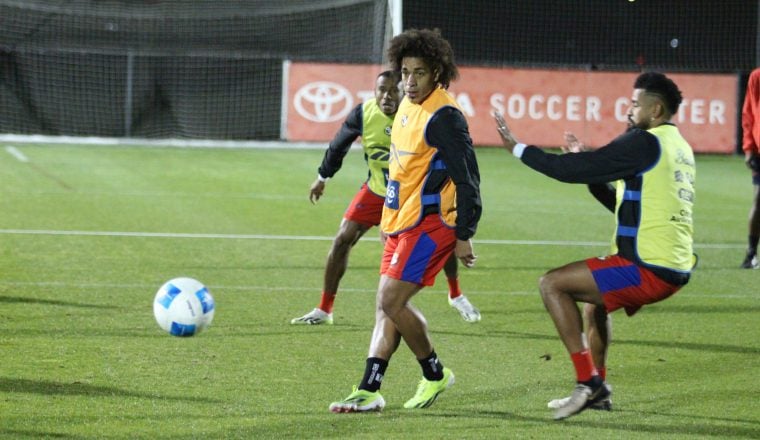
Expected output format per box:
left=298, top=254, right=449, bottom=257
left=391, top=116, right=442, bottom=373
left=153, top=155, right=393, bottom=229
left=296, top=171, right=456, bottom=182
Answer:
left=749, top=235, right=759, bottom=255
left=358, top=357, right=388, bottom=392
left=580, top=375, right=603, bottom=389
left=419, top=350, right=444, bottom=381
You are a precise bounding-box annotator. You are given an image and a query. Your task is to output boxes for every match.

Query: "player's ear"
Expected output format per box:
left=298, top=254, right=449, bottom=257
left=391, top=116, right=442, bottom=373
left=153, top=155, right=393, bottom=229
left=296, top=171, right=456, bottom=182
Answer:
left=433, top=68, right=440, bottom=82
left=653, top=97, right=668, bottom=120
left=654, top=101, right=666, bottom=120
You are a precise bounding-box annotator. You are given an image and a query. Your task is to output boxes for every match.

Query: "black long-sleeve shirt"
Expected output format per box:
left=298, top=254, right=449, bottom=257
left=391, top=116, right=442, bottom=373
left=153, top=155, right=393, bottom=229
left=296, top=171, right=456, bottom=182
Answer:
left=522, top=128, right=661, bottom=215
left=317, top=104, right=363, bottom=179
left=519, top=124, right=690, bottom=285
left=425, top=106, right=482, bottom=240
left=520, top=127, right=661, bottom=185
left=318, top=102, right=481, bottom=240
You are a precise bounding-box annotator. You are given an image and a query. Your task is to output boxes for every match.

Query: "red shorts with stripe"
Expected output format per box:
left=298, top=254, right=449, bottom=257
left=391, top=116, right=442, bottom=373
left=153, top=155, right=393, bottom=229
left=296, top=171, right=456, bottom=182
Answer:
left=343, top=183, right=384, bottom=227
left=586, top=255, right=683, bottom=316
left=380, top=215, right=456, bottom=286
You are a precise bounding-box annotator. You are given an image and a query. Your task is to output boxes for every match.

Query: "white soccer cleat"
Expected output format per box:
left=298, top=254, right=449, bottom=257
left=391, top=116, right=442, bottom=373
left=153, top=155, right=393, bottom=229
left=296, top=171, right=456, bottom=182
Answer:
left=551, top=381, right=612, bottom=420
left=449, top=295, right=481, bottom=323
left=547, top=396, right=567, bottom=410
left=290, top=308, right=334, bottom=325
left=548, top=393, right=612, bottom=411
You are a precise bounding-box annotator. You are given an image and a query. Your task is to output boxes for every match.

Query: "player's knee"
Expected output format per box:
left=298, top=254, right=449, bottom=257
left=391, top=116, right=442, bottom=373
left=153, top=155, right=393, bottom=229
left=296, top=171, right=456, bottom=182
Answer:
left=333, top=229, right=360, bottom=252
left=378, top=294, right=401, bottom=317
left=538, top=272, right=557, bottom=297
left=332, top=234, right=353, bottom=252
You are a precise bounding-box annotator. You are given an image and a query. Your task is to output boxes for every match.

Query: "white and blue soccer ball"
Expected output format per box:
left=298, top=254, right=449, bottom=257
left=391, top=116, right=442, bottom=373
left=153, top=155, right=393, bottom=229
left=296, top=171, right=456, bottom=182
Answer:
left=153, top=277, right=215, bottom=337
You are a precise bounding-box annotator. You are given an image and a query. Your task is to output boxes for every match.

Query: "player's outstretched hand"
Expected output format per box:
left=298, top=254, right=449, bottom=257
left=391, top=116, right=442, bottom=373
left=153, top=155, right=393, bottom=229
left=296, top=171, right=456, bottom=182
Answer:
left=309, top=179, right=325, bottom=204
left=493, top=111, right=518, bottom=153
left=562, top=131, right=587, bottom=154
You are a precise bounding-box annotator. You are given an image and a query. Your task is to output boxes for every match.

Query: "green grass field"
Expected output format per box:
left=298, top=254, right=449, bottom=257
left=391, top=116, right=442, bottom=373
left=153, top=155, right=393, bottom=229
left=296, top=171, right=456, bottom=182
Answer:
left=1, top=143, right=758, bottom=439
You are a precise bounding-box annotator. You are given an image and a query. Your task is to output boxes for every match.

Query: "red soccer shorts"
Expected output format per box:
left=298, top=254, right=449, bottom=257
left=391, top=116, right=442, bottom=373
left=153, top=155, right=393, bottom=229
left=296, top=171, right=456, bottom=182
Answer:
left=586, top=255, right=683, bottom=316
left=343, top=183, right=385, bottom=227
left=380, top=215, right=456, bottom=286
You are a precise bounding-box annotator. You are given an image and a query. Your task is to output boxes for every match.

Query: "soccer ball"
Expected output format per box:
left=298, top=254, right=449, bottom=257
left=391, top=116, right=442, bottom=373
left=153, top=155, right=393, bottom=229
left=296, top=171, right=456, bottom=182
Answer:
left=153, top=277, right=215, bottom=336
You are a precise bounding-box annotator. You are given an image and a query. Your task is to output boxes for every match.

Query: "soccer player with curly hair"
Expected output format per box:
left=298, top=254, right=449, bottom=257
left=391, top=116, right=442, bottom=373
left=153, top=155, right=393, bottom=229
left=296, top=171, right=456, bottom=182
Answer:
left=291, top=71, right=481, bottom=326
left=329, top=29, right=482, bottom=413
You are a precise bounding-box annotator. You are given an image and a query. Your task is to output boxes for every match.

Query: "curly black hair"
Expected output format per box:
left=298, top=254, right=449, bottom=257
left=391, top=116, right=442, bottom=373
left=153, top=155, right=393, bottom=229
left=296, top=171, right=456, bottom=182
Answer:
left=634, top=72, right=683, bottom=116
left=386, top=28, right=459, bottom=89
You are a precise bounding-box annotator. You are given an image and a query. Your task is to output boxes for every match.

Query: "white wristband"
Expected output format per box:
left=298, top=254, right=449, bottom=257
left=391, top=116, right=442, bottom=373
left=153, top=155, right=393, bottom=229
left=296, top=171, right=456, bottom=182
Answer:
left=513, top=143, right=527, bottom=159
left=317, top=174, right=329, bottom=182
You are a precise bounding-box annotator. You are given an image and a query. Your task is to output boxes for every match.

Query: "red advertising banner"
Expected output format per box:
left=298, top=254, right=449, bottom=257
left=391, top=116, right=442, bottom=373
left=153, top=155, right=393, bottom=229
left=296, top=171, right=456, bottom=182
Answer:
left=285, top=62, right=737, bottom=153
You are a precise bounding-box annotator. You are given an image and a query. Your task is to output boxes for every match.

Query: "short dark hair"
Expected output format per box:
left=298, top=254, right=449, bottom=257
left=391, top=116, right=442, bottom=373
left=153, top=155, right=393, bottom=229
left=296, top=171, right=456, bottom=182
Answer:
left=378, top=70, right=401, bottom=83
left=386, top=28, right=459, bottom=88
left=634, top=72, right=683, bottom=116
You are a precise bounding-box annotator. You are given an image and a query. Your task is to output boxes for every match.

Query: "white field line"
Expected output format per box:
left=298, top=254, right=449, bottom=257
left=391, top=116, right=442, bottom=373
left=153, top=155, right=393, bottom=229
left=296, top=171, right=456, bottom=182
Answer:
left=5, top=145, right=29, bottom=162
left=0, top=229, right=332, bottom=241
left=0, top=230, right=750, bottom=299
left=0, top=134, right=336, bottom=150
left=0, top=228, right=743, bottom=249
left=0, top=279, right=751, bottom=300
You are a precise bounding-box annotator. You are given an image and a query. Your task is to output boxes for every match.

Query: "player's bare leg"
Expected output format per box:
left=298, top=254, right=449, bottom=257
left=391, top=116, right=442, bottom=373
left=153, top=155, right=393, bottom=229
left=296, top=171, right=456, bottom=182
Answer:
left=539, top=261, right=602, bottom=353
left=549, top=291, right=613, bottom=412
left=583, top=303, right=613, bottom=410
left=291, top=218, right=369, bottom=325
left=538, top=261, right=610, bottom=419
left=330, top=276, right=447, bottom=413
left=373, top=275, right=455, bottom=408
left=368, top=300, right=403, bottom=360
left=585, top=303, right=610, bottom=377
left=375, top=276, right=430, bottom=357
left=324, top=218, right=370, bottom=293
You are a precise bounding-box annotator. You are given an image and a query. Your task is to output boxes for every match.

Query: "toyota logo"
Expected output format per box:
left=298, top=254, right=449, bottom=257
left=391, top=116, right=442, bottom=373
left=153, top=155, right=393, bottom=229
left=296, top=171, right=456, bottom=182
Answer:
left=294, top=81, right=354, bottom=123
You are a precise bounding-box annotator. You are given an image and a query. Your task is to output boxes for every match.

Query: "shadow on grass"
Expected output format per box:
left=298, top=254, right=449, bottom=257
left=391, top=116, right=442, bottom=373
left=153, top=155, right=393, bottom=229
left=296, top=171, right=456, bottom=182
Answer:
left=434, top=328, right=760, bottom=356
left=434, top=328, right=556, bottom=342
left=209, top=321, right=374, bottom=337
left=0, top=296, right=117, bottom=309
left=413, top=409, right=759, bottom=438
left=0, top=429, right=76, bottom=439
left=632, top=408, right=760, bottom=427
left=561, top=413, right=760, bottom=439
left=0, top=377, right=222, bottom=403
left=614, top=338, right=760, bottom=355
left=641, top=303, right=760, bottom=314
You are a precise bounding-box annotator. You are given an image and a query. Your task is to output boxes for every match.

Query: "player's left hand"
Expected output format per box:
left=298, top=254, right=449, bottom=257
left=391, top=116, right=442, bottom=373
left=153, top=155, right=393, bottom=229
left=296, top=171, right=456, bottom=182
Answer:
left=562, top=131, right=587, bottom=153
left=493, top=111, right=518, bottom=153
left=455, top=239, right=477, bottom=268
left=309, top=179, right=326, bottom=204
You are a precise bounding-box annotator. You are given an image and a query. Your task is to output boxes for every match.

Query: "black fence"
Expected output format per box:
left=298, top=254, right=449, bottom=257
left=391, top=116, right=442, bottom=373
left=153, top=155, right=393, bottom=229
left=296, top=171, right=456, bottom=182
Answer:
left=0, top=0, right=756, bottom=140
